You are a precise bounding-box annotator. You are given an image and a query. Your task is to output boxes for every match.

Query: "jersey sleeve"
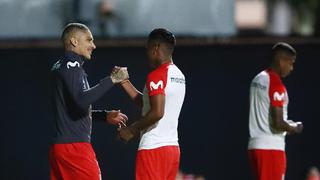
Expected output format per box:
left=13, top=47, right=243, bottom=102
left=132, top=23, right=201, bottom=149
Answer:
left=268, top=77, right=286, bottom=107
left=146, top=69, right=167, bottom=97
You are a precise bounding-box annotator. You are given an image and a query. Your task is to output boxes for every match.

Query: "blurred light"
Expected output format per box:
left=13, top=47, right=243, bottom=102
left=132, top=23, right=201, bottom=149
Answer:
left=235, top=0, right=267, bottom=29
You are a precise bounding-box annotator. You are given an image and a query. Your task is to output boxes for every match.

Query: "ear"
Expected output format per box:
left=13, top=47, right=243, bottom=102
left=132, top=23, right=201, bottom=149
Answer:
left=153, top=43, right=160, bottom=55
left=70, top=37, right=78, bottom=47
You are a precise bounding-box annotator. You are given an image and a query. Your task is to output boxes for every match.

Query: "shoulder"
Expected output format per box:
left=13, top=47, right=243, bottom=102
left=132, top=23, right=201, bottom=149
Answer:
left=168, top=64, right=185, bottom=77
left=267, top=71, right=282, bottom=86
left=52, top=60, right=83, bottom=80
left=250, top=71, right=269, bottom=92
left=252, top=70, right=269, bottom=85
left=61, top=59, right=83, bottom=73
left=148, top=64, right=170, bottom=78
left=146, top=64, right=171, bottom=84
left=51, top=60, right=62, bottom=72
left=146, top=64, right=171, bottom=95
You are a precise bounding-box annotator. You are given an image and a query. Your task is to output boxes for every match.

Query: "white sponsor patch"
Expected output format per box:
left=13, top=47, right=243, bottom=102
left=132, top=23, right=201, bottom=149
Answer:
left=67, top=61, right=80, bottom=69
left=150, top=80, right=163, bottom=90
left=273, top=92, right=285, bottom=101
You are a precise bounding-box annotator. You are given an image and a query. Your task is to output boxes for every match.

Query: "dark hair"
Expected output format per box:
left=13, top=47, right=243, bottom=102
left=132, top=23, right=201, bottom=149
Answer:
left=271, top=42, right=296, bottom=62
left=148, top=28, right=176, bottom=52
left=61, top=23, right=89, bottom=43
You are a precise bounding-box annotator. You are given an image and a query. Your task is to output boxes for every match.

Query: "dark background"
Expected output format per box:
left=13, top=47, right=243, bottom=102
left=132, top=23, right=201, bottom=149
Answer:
left=1, top=43, right=319, bottom=180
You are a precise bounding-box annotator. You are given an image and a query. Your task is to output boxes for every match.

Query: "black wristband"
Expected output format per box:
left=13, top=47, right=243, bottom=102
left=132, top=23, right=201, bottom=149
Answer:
left=91, top=109, right=107, bottom=122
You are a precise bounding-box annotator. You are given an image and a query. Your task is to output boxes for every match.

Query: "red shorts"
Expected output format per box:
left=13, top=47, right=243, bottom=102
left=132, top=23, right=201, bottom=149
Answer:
left=49, top=142, right=101, bottom=180
left=248, top=149, right=286, bottom=180
left=136, top=146, right=180, bottom=180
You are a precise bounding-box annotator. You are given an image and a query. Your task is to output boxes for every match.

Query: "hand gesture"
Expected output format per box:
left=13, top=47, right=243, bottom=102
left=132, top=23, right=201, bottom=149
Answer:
left=288, top=120, right=303, bottom=134
left=106, top=110, right=128, bottom=127
left=118, top=126, right=135, bottom=143
left=110, top=66, right=129, bottom=83
left=293, top=121, right=303, bottom=134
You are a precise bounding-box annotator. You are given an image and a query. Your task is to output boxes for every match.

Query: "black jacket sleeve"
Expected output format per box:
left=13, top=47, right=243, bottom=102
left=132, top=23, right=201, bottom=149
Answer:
left=59, top=65, right=113, bottom=110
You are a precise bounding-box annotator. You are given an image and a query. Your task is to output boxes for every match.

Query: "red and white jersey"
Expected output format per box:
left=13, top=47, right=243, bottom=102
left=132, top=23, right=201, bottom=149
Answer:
left=248, top=68, right=289, bottom=151
left=139, top=62, right=186, bottom=150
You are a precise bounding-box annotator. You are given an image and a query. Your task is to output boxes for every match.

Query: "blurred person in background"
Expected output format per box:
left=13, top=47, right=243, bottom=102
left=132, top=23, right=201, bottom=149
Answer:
left=247, top=42, right=303, bottom=180
left=176, top=170, right=206, bottom=180
left=98, top=0, right=116, bottom=37
left=306, top=167, right=320, bottom=180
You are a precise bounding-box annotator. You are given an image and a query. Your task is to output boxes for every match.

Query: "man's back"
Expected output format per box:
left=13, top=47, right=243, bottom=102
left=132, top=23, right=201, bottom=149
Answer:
left=248, top=69, right=288, bottom=151
left=139, top=63, right=186, bottom=150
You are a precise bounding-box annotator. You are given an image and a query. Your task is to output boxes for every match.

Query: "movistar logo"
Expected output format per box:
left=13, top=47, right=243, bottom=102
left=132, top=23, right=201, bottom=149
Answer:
left=273, top=92, right=285, bottom=101
left=67, top=61, right=80, bottom=69
left=171, top=77, right=185, bottom=84
left=150, top=80, right=163, bottom=90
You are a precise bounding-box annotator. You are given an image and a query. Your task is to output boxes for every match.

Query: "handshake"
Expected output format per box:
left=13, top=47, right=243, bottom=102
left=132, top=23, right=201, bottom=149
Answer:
left=110, top=66, right=129, bottom=84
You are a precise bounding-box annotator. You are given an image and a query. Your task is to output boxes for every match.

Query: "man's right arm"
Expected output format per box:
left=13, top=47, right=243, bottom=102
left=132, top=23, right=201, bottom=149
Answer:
left=268, top=79, right=303, bottom=134
left=271, top=106, right=303, bottom=134
left=120, top=80, right=143, bottom=108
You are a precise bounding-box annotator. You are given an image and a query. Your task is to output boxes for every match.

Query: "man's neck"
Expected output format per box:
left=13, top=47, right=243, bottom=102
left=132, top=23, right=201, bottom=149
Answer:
left=160, top=57, right=173, bottom=65
left=270, top=65, right=281, bottom=77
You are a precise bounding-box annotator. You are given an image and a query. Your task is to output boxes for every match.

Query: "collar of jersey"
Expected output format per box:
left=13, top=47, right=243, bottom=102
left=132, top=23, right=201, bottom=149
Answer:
left=266, top=68, right=280, bottom=78
left=157, top=61, right=173, bottom=69
left=64, top=51, right=85, bottom=66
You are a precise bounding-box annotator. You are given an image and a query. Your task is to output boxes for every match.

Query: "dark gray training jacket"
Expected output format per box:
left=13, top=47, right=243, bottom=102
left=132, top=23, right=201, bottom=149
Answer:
left=51, top=51, right=113, bottom=144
